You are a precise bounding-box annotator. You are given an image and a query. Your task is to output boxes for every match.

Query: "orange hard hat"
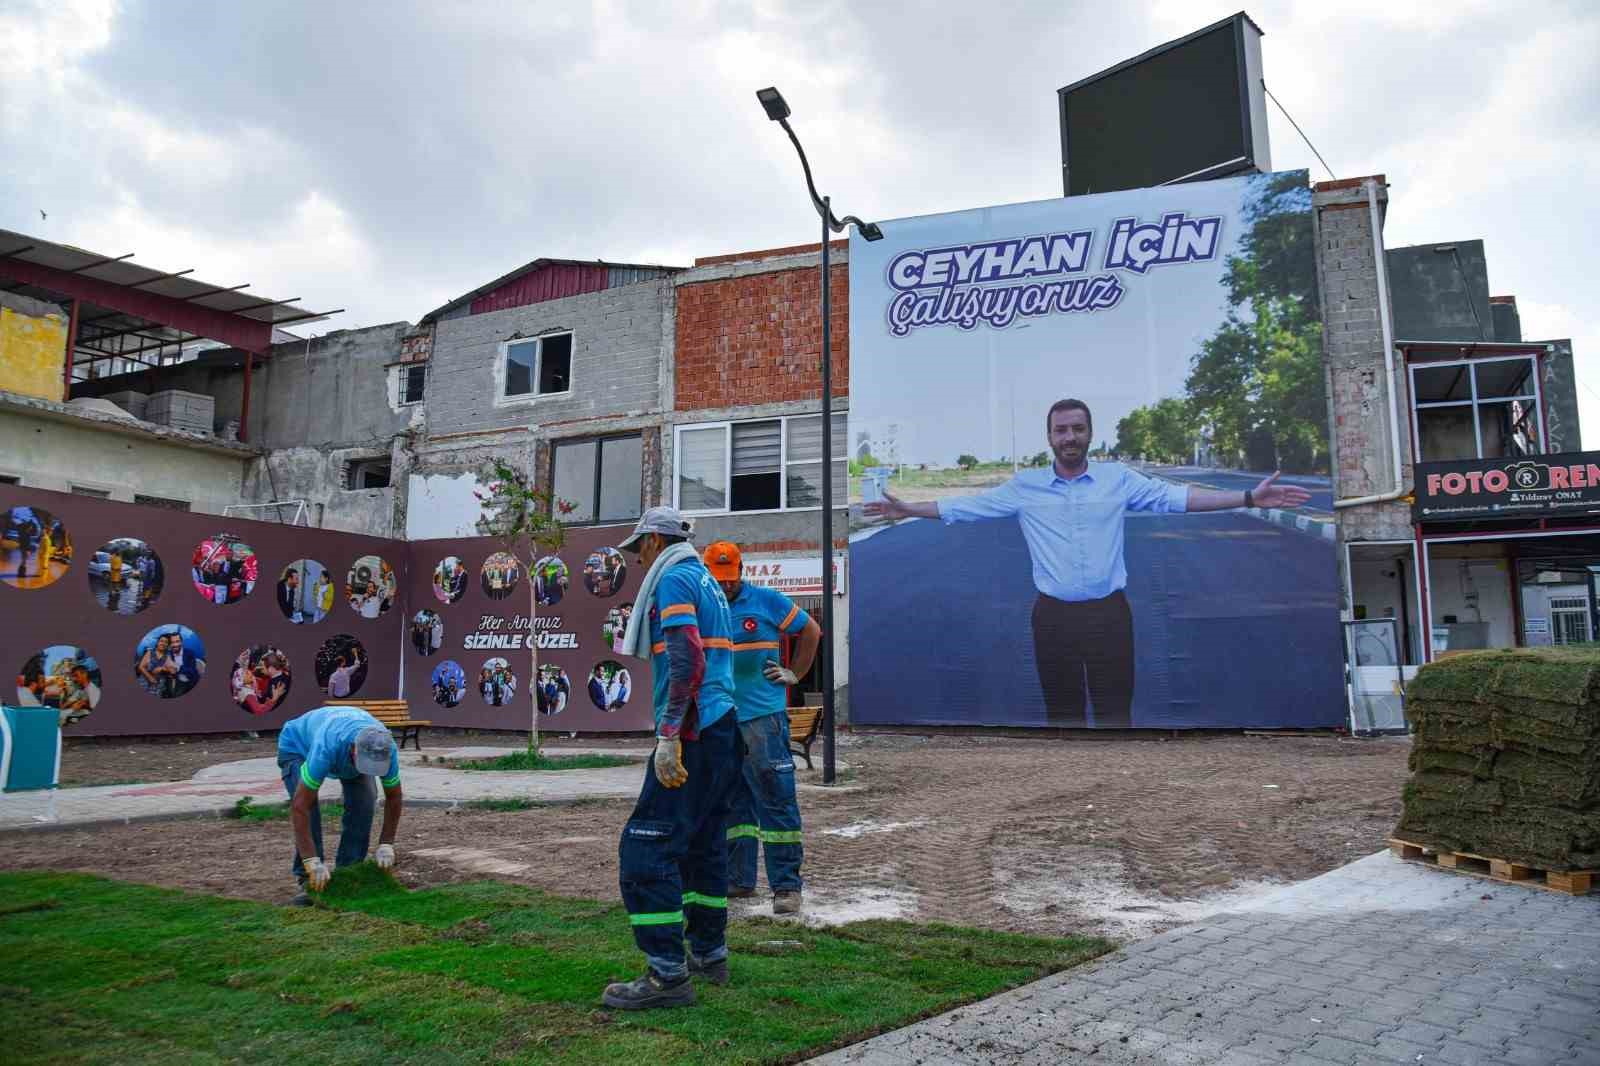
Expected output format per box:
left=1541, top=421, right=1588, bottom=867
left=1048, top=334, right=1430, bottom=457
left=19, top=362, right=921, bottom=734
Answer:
left=703, top=540, right=742, bottom=581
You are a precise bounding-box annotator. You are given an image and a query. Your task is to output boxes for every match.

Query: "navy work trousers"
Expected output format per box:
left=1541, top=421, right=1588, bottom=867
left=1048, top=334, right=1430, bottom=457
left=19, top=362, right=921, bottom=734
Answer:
left=618, top=711, right=741, bottom=980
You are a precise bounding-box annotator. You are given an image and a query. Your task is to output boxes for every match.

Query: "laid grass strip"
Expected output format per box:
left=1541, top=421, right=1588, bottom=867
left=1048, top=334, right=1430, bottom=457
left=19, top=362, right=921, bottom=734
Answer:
left=0, top=868, right=1111, bottom=1065
left=450, top=751, right=636, bottom=772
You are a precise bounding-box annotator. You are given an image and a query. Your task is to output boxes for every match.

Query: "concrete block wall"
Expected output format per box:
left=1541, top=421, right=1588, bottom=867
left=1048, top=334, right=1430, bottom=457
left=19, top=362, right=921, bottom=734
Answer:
left=146, top=389, right=215, bottom=435
left=425, top=279, right=670, bottom=437
left=1315, top=177, right=1413, bottom=546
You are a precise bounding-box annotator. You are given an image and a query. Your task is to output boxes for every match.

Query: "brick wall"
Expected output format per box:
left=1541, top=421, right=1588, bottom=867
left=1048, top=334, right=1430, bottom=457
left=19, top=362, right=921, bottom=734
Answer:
left=674, top=259, right=848, bottom=411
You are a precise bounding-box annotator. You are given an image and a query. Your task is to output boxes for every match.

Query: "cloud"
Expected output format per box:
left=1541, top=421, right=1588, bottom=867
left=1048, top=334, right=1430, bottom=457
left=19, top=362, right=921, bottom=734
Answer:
left=0, top=0, right=1593, bottom=370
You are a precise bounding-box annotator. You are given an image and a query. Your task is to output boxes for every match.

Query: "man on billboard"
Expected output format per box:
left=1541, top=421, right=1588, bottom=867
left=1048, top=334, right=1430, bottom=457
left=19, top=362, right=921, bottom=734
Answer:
left=866, top=398, right=1311, bottom=726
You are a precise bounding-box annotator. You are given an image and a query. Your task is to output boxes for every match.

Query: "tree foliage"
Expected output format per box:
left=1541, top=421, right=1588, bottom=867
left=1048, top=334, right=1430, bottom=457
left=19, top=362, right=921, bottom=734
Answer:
left=956, top=454, right=979, bottom=470
left=1119, top=172, right=1328, bottom=473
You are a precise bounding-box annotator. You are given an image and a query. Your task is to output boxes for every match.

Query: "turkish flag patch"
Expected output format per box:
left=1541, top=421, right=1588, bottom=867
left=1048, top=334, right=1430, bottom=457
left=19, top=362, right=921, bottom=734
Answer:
left=743, top=618, right=758, bottom=633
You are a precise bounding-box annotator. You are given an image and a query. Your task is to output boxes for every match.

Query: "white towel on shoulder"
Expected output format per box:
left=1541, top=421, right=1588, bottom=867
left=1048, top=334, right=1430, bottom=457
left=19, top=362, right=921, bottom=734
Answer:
left=619, top=542, right=700, bottom=661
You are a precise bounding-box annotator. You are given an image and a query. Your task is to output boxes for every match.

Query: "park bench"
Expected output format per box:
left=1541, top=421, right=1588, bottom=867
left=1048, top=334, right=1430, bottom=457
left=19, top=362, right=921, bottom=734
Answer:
left=789, top=705, right=824, bottom=770
left=329, top=699, right=431, bottom=751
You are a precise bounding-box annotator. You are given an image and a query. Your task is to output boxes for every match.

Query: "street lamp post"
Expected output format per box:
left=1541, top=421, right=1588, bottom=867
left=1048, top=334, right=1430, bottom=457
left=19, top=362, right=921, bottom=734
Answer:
left=756, top=86, right=882, bottom=785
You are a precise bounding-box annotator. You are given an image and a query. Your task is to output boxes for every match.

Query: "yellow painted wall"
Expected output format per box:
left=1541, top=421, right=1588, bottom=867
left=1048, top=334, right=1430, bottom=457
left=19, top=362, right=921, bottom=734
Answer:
left=0, top=306, right=67, bottom=401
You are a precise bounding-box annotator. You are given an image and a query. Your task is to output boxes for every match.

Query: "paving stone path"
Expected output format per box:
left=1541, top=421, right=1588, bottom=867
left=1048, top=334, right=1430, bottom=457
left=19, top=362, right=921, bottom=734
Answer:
left=809, top=851, right=1600, bottom=1065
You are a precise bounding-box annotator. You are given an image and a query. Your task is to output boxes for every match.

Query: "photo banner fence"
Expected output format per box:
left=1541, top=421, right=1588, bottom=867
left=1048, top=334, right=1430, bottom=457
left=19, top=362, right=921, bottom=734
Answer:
left=0, top=483, right=652, bottom=736
left=847, top=170, right=1343, bottom=729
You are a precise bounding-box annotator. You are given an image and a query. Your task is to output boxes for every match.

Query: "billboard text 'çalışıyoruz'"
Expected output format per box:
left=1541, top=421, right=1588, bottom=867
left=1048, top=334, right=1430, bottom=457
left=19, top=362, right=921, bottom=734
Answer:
left=849, top=170, right=1341, bottom=729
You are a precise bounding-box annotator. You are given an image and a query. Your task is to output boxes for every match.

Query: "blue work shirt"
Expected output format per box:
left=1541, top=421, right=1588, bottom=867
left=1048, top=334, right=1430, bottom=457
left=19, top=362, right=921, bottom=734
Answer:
left=649, top=558, right=737, bottom=731
left=727, top=583, right=812, bottom=722
left=938, top=463, right=1187, bottom=602
left=277, top=706, right=401, bottom=791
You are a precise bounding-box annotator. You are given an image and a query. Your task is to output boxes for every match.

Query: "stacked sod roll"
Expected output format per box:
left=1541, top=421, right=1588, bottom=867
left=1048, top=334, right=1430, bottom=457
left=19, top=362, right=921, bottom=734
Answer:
left=1397, top=647, right=1600, bottom=871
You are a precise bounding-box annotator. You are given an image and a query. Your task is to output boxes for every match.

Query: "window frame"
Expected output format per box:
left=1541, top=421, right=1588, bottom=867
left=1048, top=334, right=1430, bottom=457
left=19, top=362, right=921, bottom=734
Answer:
left=1408, top=355, right=1544, bottom=463
left=398, top=363, right=427, bottom=406
left=496, top=331, right=575, bottom=406
left=549, top=431, right=645, bottom=527
left=673, top=411, right=849, bottom=516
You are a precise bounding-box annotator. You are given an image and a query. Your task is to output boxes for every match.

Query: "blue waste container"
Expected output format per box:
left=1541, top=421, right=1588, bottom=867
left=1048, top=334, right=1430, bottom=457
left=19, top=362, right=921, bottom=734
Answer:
left=0, top=706, right=61, bottom=791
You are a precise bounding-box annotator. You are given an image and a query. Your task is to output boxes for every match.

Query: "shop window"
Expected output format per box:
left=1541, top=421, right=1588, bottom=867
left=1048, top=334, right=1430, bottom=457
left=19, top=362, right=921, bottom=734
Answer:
left=0, top=474, right=19, bottom=485
left=675, top=412, right=847, bottom=514
left=500, top=332, right=573, bottom=402
left=1412, top=356, right=1540, bottom=462
left=551, top=434, right=643, bottom=525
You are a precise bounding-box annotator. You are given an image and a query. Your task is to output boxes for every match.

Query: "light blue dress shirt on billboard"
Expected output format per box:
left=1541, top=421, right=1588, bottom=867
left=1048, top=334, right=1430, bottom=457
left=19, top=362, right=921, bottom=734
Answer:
left=937, top=464, right=1188, bottom=602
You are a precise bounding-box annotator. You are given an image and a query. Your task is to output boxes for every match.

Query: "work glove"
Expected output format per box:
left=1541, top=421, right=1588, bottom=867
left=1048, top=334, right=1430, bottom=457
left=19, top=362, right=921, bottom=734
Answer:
left=763, top=660, right=799, bottom=686
left=374, top=844, right=395, bottom=870
left=652, top=736, right=688, bottom=789
left=303, top=856, right=331, bottom=891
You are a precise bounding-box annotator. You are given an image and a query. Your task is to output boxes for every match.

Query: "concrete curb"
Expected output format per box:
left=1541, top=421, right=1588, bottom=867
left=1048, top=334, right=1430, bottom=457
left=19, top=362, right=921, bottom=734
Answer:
left=1141, top=468, right=1336, bottom=541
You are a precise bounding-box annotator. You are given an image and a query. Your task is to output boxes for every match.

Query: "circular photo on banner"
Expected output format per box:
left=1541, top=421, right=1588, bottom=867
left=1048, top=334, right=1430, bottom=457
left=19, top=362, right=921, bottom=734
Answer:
left=602, top=602, right=635, bottom=654
left=278, top=559, right=333, bottom=625
left=536, top=663, right=571, bottom=716
left=431, top=660, right=467, bottom=708
left=410, top=609, right=443, bottom=657
left=134, top=624, right=207, bottom=699
left=88, top=538, right=163, bottom=615
left=481, top=552, right=521, bottom=602
left=433, top=556, right=469, bottom=605
left=1, top=506, right=72, bottom=590
left=191, top=534, right=258, bottom=606
left=232, top=644, right=291, bottom=716
left=479, top=657, right=518, bottom=707
left=534, top=555, right=569, bottom=607
left=583, top=548, right=628, bottom=598
left=15, top=644, right=101, bottom=726
left=587, top=660, right=632, bottom=713
left=346, top=555, right=396, bottom=619
left=316, top=634, right=368, bottom=699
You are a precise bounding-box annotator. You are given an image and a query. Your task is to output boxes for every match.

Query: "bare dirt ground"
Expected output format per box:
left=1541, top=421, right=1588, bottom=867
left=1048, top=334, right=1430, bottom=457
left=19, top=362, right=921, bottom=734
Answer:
left=6, top=732, right=1410, bottom=940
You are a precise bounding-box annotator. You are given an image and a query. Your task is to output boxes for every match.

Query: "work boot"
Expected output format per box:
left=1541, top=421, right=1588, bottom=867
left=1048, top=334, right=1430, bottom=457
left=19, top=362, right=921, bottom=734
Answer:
left=688, top=954, right=729, bottom=986
left=773, top=890, right=802, bottom=915
left=601, top=971, right=696, bottom=1010
left=289, top=887, right=313, bottom=907
left=727, top=884, right=756, bottom=899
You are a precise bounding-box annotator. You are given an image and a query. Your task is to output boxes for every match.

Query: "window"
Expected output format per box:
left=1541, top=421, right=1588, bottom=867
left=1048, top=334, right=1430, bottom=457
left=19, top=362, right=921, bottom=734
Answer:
left=0, top=474, right=21, bottom=485
left=70, top=485, right=111, bottom=498
left=347, top=460, right=392, bottom=489
left=500, top=332, right=573, bottom=401
left=675, top=413, right=848, bottom=514
left=1411, top=356, right=1541, bottom=462
left=551, top=434, right=643, bottom=525
left=398, top=363, right=426, bottom=406
left=135, top=493, right=189, bottom=511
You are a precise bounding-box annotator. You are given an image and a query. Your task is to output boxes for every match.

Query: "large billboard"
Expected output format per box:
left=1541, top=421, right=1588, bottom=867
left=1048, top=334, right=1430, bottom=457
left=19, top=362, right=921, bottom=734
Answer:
left=848, top=170, right=1342, bottom=729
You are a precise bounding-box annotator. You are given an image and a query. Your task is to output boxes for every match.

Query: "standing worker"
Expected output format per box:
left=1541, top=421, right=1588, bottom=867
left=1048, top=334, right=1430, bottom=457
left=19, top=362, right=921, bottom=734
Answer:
left=703, top=541, right=821, bottom=915
left=604, top=507, right=740, bottom=1010
left=276, top=705, right=404, bottom=905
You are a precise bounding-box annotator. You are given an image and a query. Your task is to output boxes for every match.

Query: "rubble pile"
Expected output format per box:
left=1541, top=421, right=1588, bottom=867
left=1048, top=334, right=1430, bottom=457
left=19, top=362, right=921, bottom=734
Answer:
left=1396, top=647, right=1600, bottom=870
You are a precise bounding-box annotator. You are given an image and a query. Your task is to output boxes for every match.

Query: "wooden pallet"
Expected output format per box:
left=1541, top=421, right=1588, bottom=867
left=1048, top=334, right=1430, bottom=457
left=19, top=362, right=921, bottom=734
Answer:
left=1388, top=838, right=1595, bottom=896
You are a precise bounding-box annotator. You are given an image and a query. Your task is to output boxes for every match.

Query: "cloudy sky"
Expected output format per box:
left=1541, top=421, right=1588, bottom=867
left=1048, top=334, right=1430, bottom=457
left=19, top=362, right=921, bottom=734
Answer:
left=2, top=1, right=1595, bottom=437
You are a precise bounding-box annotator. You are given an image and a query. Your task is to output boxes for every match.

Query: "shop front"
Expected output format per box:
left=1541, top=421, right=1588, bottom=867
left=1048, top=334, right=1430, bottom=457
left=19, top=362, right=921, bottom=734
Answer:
left=1413, top=451, right=1600, bottom=661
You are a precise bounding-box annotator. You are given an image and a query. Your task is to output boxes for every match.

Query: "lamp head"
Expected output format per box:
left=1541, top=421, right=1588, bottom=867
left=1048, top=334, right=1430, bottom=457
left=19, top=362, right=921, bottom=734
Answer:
left=857, top=221, right=884, bottom=242
left=756, top=86, right=790, bottom=122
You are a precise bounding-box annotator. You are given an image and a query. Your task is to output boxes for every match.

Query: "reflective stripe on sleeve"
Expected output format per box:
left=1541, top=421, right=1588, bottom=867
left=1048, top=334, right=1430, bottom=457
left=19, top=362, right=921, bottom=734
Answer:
left=780, top=605, right=801, bottom=631
left=299, top=763, right=322, bottom=791
left=661, top=604, right=696, bottom=620
left=651, top=642, right=666, bottom=655
left=380, top=774, right=400, bottom=788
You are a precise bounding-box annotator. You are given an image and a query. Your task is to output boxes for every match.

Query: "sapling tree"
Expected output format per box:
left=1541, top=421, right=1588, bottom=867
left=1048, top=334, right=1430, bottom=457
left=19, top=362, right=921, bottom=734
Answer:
left=475, top=458, right=572, bottom=755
